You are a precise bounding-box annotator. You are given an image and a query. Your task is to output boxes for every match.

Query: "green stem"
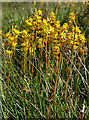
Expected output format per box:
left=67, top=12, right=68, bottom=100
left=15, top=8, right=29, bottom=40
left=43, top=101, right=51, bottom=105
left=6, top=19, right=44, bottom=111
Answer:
left=6, top=55, right=12, bottom=118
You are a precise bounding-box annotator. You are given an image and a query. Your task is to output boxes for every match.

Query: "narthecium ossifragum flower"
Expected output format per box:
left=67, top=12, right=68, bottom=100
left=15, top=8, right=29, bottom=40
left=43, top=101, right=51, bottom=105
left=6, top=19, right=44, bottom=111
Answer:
left=4, top=10, right=86, bottom=57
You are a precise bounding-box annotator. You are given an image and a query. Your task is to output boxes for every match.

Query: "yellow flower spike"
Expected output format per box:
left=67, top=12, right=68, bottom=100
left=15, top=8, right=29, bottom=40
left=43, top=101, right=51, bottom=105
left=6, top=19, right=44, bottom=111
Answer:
left=55, top=20, right=60, bottom=29
left=36, top=36, right=39, bottom=42
left=75, top=34, right=78, bottom=39
left=6, top=50, right=12, bottom=56
left=31, top=26, right=35, bottom=31
left=58, top=43, right=62, bottom=47
left=72, top=16, right=75, bottom=21
left=68, top=12, right=75, bottom=21
left=54, top=33, right=58, bottom=39
left=28, top=17, right=33, bottom=22
left=37, top=19, right=42, bottom=23
left=0, top=30, right=2, bottom=35
left=21, top=42, right=27, bottom=47
left=53, top=46, right=60, bottom=55
left=82, top=1, right=85, bottom=5
left=14, top=35, right=18, bottom=39
left=13, top=28, right=20, bottom=34
left=81, top=49, right=85, bottom=54
left=33, top=21, right=37, bottom=26
left=73, top=45, right=78, bottom=50
left=38, top=38, right=42, bottom=44
left=8, top=36, right=14, bottom=41
left=21, top=30, right=28, bottom=38
left=64, top=1, right=67, bottom=4
left=70, top=41, right=73, bottom=45
left=38, top=9, right=43, bottom=16
left=47, top=17, right=50, bottom=22
left=12, top=42, right=17, bottom=48
left=53, top=40, right=59, bottom=43
left=54, top=46, right=59, bottom=50
left=34, top=2, right=36, bottom=7
left=49, top=11, right=55, bottom=17
left=25, top=20, right=32, bottom=26
left=36, top=15, right=42, bottom=20
left=75, top=25, right=81, bottom=33
left=35, top=8, right=37, bottom=12
left=68, top=20, right=73, bottom=24
left=58, top=2, right=60, bottom=5
left=60, top=32, right=66, bottom=39
left=49, top=26, right=54, bottom=33
left=43, top=19, right=48, bottom=25
left=37, top=38, right=45, bottom=48
left=15, top=24, right=17, bottom=28
left=31, top=36, right=34, bottom=41
left=69, top=12, right=74, bottom=16
left=26, top=38, right=29, bottom=42
left=29, top=47, right=33, bottom=53
left=21, top=30, right=27, bottom=35
left=56, top=20, right=60, bottom=24
left=79, top=34, right=86, bottom=44
left=63, top=23, right=68, bottom=29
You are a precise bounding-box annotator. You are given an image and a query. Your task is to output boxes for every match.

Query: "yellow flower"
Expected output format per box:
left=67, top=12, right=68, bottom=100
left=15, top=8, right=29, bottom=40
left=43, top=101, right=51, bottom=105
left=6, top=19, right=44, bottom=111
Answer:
left=33, top=21, right=37, bottom=26
left=37, top=38, right=45, bottom=48
left=12, top=42, right=17, bottom=47
left=27, top=21, right=32, bottom=26
left=53, top=40, right=59, bottom=43
left=70, top=41, right=73, bottom=45
left=82, top=1, right=85, bottom=5
left=55, top=20, right=60, bottom=29
left=27, top=17, right=33, bottom=22
left=79, top=34, right=86, bottom=43
left=64, top=2, right=67, bottom=4
left=13, top=28, right=20, bottom=34
left=25, top=20, right=32, bottom=26
left=68, top=20, right=72, bottom=24
left=21, top=30, right=28, bottom=38
left=49, top=26, right=54, bottom=33
left=75, top=25, right=81, bottom=33
left=73, top=45, right=78, bottom=50
left=43, top=19, right=48, bottom=26
left=14, top=35, right=18, bottom=39
left=49, top=12, right=55, bottom=16
left=21, top=30, right=27, bottom=35
left=8, top=36, right=14, bottom=41
left=29, top=47, right=33, bottom=53
left=21, top=42, right=27, bottom=47
left=68, top=12, right=75, bottom=21
left=34, top=2, right=36, bottom=7
left=60, top=32, right=66, bottom=39
left=6, top=50, right=12, bottom=55
left=38, top=10, right=43, bottom=16
left=63, top=23, right=68, bottom=29
left=58, top=2, right=60, bottom=5
left=0, top=30, right=2, bottom=35
left=53, top=46, right=60, bottom=55
left=36, top=15, right=42, bottom=20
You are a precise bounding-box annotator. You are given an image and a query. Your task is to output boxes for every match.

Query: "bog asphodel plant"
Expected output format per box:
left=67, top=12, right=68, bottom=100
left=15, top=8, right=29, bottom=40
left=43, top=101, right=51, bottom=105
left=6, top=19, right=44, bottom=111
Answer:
left=4, top=25, right=20, bottom=51
left=4, top=10, right=86, bottom=90
left=4, top=9, right=86, bottom=58
left=3, top=8, right=87, bottom=119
